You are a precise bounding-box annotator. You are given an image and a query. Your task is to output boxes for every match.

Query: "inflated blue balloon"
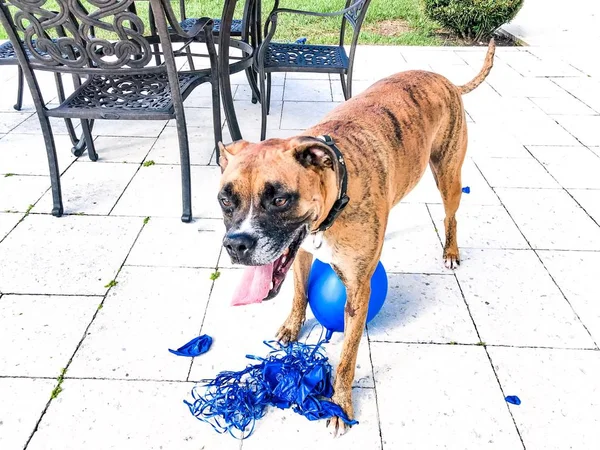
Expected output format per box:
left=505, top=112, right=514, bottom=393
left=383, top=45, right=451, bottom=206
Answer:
left=307, top=259, right=388, bottom=339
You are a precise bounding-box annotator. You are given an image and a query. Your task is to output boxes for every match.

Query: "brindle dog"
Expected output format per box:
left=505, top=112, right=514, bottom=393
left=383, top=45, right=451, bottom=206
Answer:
left=217, top=40, right=495, bottom=435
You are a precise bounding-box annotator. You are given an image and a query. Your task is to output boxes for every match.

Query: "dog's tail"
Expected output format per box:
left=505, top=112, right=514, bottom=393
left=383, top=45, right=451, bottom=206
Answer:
left=458, top=39, right=496, bottom=95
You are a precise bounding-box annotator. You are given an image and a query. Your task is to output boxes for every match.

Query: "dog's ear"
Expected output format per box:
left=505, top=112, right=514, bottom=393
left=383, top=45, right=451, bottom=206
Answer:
left=288, top=137, right=334, bottom=170
left=218, top=140, right=249, bottom=172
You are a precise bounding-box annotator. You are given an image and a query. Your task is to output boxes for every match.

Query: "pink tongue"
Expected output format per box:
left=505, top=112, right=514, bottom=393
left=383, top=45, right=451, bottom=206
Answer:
left=231, top=263, right=275, bottom=306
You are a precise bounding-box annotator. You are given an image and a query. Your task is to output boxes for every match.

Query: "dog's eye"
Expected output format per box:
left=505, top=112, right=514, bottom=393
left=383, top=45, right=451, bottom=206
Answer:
left=272, top=196, right=288, bottom=208
left=220, top=198, right=232, bottom=208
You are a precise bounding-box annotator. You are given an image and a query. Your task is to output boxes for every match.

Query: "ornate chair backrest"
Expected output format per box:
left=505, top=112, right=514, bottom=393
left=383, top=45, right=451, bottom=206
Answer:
left=0, top=0, right=180, bottom=76
left=340, top=0, right=372, bottom=48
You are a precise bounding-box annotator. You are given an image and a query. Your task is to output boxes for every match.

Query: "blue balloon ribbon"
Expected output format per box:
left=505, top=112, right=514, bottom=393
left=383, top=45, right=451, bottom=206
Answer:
left=184, top=332, right=357, bottom=439
left=169, top=335, right=213, bottom=357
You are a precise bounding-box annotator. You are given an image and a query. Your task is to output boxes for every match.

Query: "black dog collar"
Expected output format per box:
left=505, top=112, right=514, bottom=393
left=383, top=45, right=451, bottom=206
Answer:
left=314, top=135, right=350, bottom=233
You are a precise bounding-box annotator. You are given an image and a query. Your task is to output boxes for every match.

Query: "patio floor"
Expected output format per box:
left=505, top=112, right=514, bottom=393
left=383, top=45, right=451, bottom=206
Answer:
left=1, top=44, right=599, bottom=450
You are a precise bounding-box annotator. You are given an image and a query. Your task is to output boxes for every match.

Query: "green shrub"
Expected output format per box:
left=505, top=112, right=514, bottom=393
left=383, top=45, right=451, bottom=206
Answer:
left=423, top=0, right=524, bottom=42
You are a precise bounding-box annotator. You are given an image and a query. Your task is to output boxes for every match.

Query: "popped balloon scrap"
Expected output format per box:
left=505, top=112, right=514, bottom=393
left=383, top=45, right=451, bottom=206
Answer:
left=505, top=395, right=521, bottom=405
left=169, top=335, right=213, bottom=357
left=184, top=336, right=357, bottom=439
left=462, top=186, right=471, bottom=194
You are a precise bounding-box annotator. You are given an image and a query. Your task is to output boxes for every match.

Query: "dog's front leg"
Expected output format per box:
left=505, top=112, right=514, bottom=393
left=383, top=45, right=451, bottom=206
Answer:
left=276, top=248, right=313, bottom=344
left=327, top=260, right=377, bottom=436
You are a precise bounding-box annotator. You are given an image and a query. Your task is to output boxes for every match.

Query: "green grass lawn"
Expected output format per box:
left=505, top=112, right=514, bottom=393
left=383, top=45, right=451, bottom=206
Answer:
left=0, top=0, right=442, bottom=45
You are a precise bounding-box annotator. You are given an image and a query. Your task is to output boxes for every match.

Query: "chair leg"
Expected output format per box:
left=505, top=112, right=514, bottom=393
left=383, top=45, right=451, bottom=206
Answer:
left=53, top=73, right=83, bottom=151
left=340, top=73, right=349, bottom=101
left=81, top=120, right=98, bottom=161
left=185, top=46, right=196, bottom=71
left=176, top=117, right=193, bottom=223
left=259, top=70, right=268, bottom=141
left=266, top=73, right=272, bottom=115
left=13, top=66, right=24, bottom=111
left=346, top=72, right=353, bottom=99
left=39, top=115, right=64, bottom=216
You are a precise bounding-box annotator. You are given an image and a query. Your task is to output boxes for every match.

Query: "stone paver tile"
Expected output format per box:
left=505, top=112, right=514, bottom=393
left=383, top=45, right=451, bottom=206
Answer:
left=568, top=188, right=600, bottom=224
left=496, top=188, right=600, bottom=250
left=0, top=215, right=141, bottom=295
left=91, top=119, right=167, bottom=137
left=368, top=273, right=478, bottom=344
left=68, top=266, right=212, bottom=380
left=488, top=75, right=565, bottom=98
left=429, top=204, right=529, bottom=249
left=280, top=101, right=340, bottom=130
left=33, top=162, right=138, bottom=215
left=0, top=295, right=98, bottom=377
left=0, top=212, right=22, bottom=241
left=235, top=83, right=284, bottom=102
left=232, top=100, right=284, bottom=137
left=456, top=248, right=595, bottom=348
left=111, top=165, right=221, bottom=219
left=126, top=217, right=223, bottom=268
left=230, top=69, right=284, bottom=85
left=147, top=126, right=219, bottom=165
left=27, top=379, right=240, bottom=450
left=488, top=347, right=600, bottom=450
left=530, top=95, right=597, bottom=115
left=188, top=268, right=374, bottom=388
left=0, top=112, right=33, bottom=133
left=284, top=79, right=333, bottom=102
left=380, top=203, right=447, bottom=274
left=467, top=123, right=531, bottom=158
left=0, top=175, right=49, bottom=212
left=504, top=116, right=581, bottom=146
left=84, top=136, right=156, bottom=164
left=0, top=378, right=56, bottom=450
left=0, top=133, right=77, bottom=175
left=552, top=115, right=600, bottom=146
left=552, top=77, right=600, bottom=113
left=528, top=145, right=600, bottom=189
left=475, top=157, right=560, bottom=189
left=242, top=388, right=381, bottom=450
left=399, top=167, right=441, bottom=204
left=538, top=250, right=600, bottom=344
left=372, top=343, right=523, bottom=450
left=181, top=82, right=223, bottom=108
left=11, top=115, right=78, bottom=135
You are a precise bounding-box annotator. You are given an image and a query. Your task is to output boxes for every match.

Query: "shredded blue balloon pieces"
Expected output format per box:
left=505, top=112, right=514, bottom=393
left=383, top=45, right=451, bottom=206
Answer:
left=184, top=336, right=357, bottom=439
left=295, top=37, right=308, bottom=44
left=462, top=186, right=471, bottom=194
left=505, top=395, right=521, bottom=405
left=169, top=335, right=213, bottom=357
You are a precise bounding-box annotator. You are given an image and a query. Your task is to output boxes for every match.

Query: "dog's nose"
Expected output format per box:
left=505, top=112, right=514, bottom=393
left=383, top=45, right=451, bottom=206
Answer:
left=223, top=233, right=257, bottom=261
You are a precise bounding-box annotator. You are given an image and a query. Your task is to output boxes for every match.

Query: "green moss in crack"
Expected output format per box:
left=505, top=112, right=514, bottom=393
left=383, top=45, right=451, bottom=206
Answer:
left=104, top=279, right=118, bottom=289
left=143, top=216, right=150, bottom=225
left=51, top=368, right=67, bottom=399
left=142, top=160, right=155, bottom=167
left=210, top=270, right=221, bottom=281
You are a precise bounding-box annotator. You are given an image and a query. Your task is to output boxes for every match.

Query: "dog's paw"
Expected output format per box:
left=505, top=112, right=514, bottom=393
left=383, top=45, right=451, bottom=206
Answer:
left=443, top=249, right=460, bottom=270
left=326, top=390, right=354, bottom=438
left=275, top=318, right=302, bottom=344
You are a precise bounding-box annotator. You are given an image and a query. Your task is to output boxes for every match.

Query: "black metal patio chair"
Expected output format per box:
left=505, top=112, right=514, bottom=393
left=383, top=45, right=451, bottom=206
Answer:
left=255, top=0, right=372, bottom=140
left=0, top=0, right=222, bottom=223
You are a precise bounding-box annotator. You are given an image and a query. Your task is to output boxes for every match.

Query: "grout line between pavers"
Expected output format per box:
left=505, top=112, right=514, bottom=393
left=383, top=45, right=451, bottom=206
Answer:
left=365, top=324, right=385, bottom=450
left=548, top=77, right=600, bottom=115
left=366, top=340, right=600, bottom=351
left=424, top=203, right=527, bottom=449
left=22, top=217, right=149, bottom=450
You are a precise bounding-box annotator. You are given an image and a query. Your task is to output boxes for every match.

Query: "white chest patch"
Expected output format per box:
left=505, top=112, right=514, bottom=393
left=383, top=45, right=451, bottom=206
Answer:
left=300, top=232, right=334, bottom=264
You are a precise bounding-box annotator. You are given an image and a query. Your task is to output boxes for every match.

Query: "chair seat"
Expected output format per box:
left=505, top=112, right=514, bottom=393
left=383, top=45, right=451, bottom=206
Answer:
left=0, top=39, right=41, bottom=62
left=263, top=43, right=349, bottom=73
left=49, top=72, right=205, bottom=119
left=180, top=18, right=243, bottom=36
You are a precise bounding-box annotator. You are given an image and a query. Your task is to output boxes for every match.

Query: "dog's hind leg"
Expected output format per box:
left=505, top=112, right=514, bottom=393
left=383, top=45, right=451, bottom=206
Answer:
left=430, top=115, right=468, bottom=269
left=276, top=248, right=313, bottom=344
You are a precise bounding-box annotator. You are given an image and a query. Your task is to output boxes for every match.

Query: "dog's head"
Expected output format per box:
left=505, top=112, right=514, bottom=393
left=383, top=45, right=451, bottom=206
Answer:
left=217, top=136, right=338, bottom=301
